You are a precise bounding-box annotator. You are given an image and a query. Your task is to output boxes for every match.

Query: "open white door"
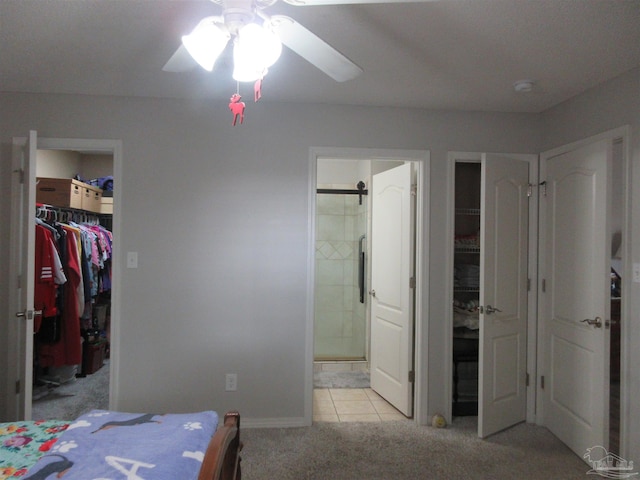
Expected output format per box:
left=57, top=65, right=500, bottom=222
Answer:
left=7, top=131, right=38, bottom=421
left=541, top=139, right=611, bottom=458
left=370, top=162, right=415, bottom=417
left=478, top=154, right=529, bottom=438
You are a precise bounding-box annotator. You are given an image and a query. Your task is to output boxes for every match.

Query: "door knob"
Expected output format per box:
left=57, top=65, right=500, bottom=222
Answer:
left=15, top=309, right=42, bottom=319
left=482, top=305, right=502, bottom=315
left=580, top=317, right=602, bottom=328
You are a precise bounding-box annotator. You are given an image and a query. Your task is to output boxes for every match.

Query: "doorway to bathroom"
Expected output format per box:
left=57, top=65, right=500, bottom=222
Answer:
left=313, top=159, right=370, bottom=392
left=311, top=151, right=425, bottom=423
left=313, top=157, right=369, bottom=391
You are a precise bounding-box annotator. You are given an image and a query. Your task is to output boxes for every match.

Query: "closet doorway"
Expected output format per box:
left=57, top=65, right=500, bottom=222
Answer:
left=310, top=149, right=426, bottom=424
left=8, top=132, right=121, bottom=422
left=31, top=148, right=114, bottom=420
left=446, top=151, right=537, bottom=438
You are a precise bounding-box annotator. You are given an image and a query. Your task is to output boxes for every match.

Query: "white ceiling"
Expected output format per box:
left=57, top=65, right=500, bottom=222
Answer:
left=1, top=0, right=639, bottom=113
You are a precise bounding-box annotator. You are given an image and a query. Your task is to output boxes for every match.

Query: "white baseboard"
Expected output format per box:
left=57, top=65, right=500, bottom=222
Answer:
left=241, top=416, right=310, bottom=428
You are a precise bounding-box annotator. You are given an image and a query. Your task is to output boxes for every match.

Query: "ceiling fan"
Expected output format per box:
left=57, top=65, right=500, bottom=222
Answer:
left=163, top=0, right=427, bottom=83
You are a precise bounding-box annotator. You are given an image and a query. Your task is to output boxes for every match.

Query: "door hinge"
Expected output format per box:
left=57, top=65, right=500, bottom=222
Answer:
left=540, top=375, right=545, bottom=389
left=409, top=277, right=415, bottom=288
left=408, top=371, right=415, bottom=383
left=13, top=168, right=25, bottom=184
left=411, top=184, right=417, bottom=196
left=526, top=373, right=530, bottom=387
left=17, top=274, right=22, bottom=289
left=541, top=279, right=546, bottom=293
left=15, top=380, right=21, bottom=394
left=527, top=181, right=547, bottom=197
left=527, top=278, right=531, bottom=291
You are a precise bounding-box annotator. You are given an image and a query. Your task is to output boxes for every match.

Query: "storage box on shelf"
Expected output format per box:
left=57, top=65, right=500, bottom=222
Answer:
left=100, top=197, right=113, bottom=214
left=82, top=184, right=103, bottom=213
left=36, top=177, right=103, bottom=213
left=36, top=177, right=84, bottom=209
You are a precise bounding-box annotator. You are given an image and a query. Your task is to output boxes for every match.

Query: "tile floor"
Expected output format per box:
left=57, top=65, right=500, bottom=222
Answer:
left=313, top=388, right=409, bottom=423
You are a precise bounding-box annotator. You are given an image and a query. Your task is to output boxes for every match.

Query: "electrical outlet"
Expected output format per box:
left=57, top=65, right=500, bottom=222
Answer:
left=225, top=373, right=237, bottom=392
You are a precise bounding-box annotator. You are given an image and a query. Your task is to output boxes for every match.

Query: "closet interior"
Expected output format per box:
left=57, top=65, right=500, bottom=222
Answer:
left=452, top=162, right=481, bottom=416
left=32, top=149, right=113, bottom=410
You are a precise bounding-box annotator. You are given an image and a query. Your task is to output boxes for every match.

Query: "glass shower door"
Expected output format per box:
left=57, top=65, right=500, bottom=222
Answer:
left=314, top=192, right=367, bottom=360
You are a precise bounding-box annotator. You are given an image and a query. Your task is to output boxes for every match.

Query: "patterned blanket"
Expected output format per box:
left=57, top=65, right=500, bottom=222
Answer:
left=15, top=410, right=219, bottom=480
left=0, top=420, right=69, bottom=479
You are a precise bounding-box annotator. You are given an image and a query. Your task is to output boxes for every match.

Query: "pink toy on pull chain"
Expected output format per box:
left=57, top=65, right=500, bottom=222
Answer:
left=229, top=93, right=245, bottom=126
left=254, top=77, right=262, bottom=102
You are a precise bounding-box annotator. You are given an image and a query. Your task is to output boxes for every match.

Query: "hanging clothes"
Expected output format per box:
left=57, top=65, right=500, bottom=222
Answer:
left=34, top=223, right=65, bottom=333
left=34, top=205, right=113, bottom=369
left=39, top=227, right=83, bottom=367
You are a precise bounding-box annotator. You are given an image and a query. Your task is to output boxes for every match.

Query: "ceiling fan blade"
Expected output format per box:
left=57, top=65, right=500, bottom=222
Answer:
left=162, top=44, right=198, bottom=72
left=268, top=15, right=362, bottom=82
left=282, top=0, right=434, bottom=5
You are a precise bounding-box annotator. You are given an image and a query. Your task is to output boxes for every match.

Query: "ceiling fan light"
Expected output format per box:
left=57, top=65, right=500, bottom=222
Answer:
left=247, top=23, right=282, bottom=68
left=233, top=66, right=268, bottom=82
left=232, top=23, right=282, bottom=82
left=182, top=18, right=230, bottom=71
left=233, top=41, right=267, bottom=82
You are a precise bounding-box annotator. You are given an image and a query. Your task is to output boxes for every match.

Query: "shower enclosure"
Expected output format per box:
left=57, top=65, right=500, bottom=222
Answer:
left=314, top=184, right=368, bottom=360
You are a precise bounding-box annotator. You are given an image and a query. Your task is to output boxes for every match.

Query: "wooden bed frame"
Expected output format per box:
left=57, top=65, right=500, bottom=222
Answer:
left=198, top=411, right=242, bottom=480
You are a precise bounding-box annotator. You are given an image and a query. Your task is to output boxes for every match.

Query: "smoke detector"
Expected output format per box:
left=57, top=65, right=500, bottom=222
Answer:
left=513, top=80, right=535, bottom=93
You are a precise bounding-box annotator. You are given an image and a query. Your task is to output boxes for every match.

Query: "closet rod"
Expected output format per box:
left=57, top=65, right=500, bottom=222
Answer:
left=36, top=203, right=105, bottom=225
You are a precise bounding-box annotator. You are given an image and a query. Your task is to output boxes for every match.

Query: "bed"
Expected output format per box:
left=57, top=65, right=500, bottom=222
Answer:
left=0, top=409, right=241, bottom=480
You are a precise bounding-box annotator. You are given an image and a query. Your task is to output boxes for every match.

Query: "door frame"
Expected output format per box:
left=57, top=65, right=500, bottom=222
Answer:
left=444, top=151, right=539, bottom=427
left=537, top=125, right=631, bottom=457
left=306, top=147, right=429, bottom=425
left=7, top=135, right=123, bottom=419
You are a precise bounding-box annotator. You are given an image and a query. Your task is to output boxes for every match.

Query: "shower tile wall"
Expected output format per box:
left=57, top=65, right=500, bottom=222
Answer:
left=315, top=191, right=367, bottom=359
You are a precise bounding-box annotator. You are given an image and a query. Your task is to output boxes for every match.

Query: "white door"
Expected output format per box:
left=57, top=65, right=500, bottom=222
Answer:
left=541, top=139, right=611, bottom=458
left=478, top=154, right=529, bottom=438
left=370, top=162, right=415, bottom=417
left=7, top=131, right=38, bottom=421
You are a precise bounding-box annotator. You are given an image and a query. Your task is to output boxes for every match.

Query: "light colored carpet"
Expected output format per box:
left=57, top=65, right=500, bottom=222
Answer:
left=313, top=371, right=370, bottom=389
left=29, top=365, right=590, bottom=478
left=32, top=360, right=110, bottom=421
left=241, top=417, right=589, bottom=479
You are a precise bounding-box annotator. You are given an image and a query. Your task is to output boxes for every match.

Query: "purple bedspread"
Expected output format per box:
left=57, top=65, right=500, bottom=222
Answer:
left=23, top=409, right=218, bottom=480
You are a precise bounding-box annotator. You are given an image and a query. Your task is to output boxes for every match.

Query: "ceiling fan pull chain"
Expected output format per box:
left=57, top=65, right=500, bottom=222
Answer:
left=254, top=77, right=262, bottom=102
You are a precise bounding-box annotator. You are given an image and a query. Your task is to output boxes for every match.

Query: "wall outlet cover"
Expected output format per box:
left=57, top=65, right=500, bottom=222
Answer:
left=225, top=373, right=237, bottom=391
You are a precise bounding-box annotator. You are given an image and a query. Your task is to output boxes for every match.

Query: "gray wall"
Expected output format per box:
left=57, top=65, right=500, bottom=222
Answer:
left=0, top=92, right=539, bottom=424
left=1, top=65, right=636, bottom=453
